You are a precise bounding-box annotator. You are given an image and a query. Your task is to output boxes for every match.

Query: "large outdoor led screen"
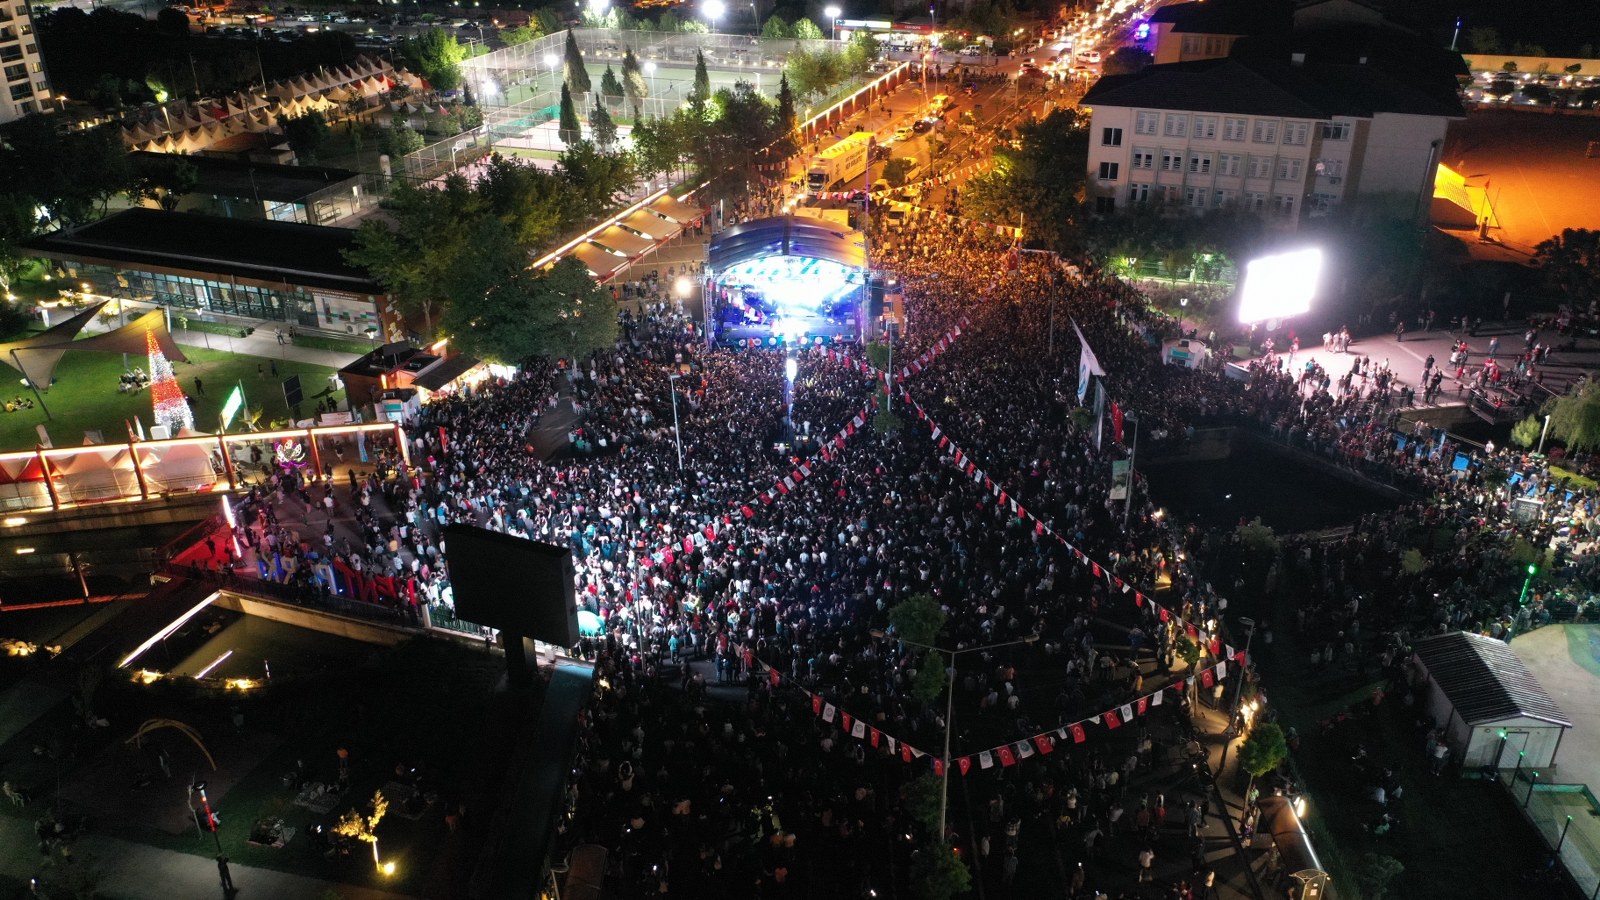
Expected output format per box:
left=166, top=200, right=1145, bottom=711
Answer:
left=1237, top=248, right=1322, bottom=323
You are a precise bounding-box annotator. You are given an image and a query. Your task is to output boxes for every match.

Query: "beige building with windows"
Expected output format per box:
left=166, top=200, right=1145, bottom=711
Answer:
left=0, top=1, right=51, bottom=122
left=1081, top=56, right=1463, bottom=227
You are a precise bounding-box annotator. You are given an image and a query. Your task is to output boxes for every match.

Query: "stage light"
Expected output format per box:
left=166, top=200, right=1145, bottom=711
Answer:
left=786, top=358, right=799, bottom=381
left=1238, top=248, right=1322, bottom=324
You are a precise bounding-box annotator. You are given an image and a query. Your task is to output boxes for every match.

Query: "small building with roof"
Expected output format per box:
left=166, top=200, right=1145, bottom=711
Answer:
left=127, top=152, right=370, bottom=227
left=24, top=209, right=396, bottom=340
left=1410, top=631, right=1571, bottom=771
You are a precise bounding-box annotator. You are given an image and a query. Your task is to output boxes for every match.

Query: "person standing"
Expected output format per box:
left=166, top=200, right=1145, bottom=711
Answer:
left=1138, top=845, right=1155, bottom=882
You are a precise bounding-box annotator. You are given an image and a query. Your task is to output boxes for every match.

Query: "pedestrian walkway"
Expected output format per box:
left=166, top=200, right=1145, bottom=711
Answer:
left=168, top=327, right=361, bottom=370
left=0, top=813, right=414, bottom=900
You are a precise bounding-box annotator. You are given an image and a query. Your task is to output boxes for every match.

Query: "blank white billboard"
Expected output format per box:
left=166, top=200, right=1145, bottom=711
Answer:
left=1237, top=248, right=1322, bottom=324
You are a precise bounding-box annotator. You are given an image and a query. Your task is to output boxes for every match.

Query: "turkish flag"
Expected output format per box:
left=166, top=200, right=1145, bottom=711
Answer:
left=812, top=695, right=823, bottom=716
left=1201, top=668, right=1216, bottom=689
left=841, top=713, right=852, bottom=734
left=769, top=668, right=780, bottom=686
left=958, top=756, right=972, bottom=775
left=901, top=744, right=913, bottom=762
left=1136, top=696, right=1149, bottom=716
left=997, top=745, right=1016, bottom=767
left=871, top=728, right=881, bottom=748
left=933, top=758, right=945, bottom=777
left=1104, top=710, right=1122, bottom=730
left=1071, top=723, right=1087, bottom=744
left=1112, top=401, right=1125, bottom=443
left=1034, top=735, right=1054, bottom=755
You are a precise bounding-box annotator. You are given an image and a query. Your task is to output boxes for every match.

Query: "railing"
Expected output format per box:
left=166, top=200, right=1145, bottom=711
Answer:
left=1488, top=767, right=1600, bottom=897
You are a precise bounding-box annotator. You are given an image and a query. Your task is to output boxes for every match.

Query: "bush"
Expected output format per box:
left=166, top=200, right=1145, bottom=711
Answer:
left=292, top=332, right=376, bottom=355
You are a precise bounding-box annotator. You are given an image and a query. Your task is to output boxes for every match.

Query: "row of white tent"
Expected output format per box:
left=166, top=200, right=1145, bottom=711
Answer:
left=0, top=443, right=217, bottom=512
left=109, top=56, right=425, bottom=150
left=119, top=95, right=345, bottom=150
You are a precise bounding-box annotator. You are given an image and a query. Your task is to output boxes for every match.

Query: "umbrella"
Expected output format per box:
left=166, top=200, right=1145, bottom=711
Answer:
left=577, top=610, right=603, bottom=635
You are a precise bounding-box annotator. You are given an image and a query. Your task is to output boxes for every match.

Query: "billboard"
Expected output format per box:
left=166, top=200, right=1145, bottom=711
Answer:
left=1237, top=249, right=1322, bottom=324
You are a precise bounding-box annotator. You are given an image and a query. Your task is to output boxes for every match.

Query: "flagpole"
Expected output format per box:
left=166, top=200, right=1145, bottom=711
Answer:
left=1124, top=412, right=1139, bottom=528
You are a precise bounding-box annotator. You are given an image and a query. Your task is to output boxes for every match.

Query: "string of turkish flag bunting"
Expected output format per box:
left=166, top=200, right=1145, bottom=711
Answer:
left=633, top=400, right=875, bottom=570
left=795, top=336, right=1249, bottom=773
left=823, top=317, right=969, bottom=386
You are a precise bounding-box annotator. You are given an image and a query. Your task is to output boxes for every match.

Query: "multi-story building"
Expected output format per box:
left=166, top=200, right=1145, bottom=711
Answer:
left=0, top=1, right=51, bottom=122
left=1081, top=56, right=1463, bottom=227
left=1147, top=0, right=1288, bottom=66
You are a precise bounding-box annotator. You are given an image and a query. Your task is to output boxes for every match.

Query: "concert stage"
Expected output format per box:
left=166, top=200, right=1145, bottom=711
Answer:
left=705, top=216, right=867, bottom=348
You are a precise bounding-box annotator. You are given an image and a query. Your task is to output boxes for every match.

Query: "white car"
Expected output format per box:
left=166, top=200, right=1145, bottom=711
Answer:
left=1077, top=50, right=1102, bottom=64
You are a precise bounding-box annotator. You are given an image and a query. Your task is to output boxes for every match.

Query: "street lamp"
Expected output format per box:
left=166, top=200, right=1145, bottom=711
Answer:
left=667, top=372, right=684, bottom=470
left=869, top=628, right=1039, bottom=844
left=644, top=61, right=657, bottom=116
left=1179, top=297, right=1188, bottom=337
left=543, top=51, right=559, bottom=93
left=703, top=0, right=724, bottom=33
left=824, top=4, right=840, bottom=40
left=1228, top=616, right=1257, bottom=737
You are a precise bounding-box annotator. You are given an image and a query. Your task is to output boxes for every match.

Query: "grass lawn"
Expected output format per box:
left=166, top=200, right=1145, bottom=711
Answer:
left=0, top=342, right=340, bottom=451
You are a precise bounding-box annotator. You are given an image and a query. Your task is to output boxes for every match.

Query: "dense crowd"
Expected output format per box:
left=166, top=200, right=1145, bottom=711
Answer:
left=205, top=192, right=1600, bottom=898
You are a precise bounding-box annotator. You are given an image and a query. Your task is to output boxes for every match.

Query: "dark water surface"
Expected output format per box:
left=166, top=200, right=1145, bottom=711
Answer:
left=1143, top=437, right=1402, bottom=534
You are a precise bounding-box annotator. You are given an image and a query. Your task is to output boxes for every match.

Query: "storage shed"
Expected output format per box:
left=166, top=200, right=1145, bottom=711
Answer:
left=1411, top=631, right=1570, bottom=771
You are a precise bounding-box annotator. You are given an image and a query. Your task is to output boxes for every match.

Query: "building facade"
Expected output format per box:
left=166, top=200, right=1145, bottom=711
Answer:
left=0, top=1, right=50, bottom=122
left=1082, top=58, right=1462, bottom=227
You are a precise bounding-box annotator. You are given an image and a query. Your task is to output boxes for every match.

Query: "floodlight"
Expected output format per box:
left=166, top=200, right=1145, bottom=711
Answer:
left=704, top=0, right=726, bottom=20
left=825, top=5, right=841, bottom=18
left=785, top=358, right=799, bottom=380
left=1237, top=248, right=1322, bottom=324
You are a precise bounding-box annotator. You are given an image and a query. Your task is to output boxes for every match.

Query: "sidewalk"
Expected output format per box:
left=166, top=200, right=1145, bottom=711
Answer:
left=169, top=327, right=361, bottom=370
left=0, top=813, right=414, bottom=900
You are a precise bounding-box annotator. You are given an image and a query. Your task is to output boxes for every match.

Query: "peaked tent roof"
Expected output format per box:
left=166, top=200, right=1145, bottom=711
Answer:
left=9, top=309, right=188, bottom=392
left=1414, top=631, right=1571, bottom=728
left=0, top=302, right=108, bottom=382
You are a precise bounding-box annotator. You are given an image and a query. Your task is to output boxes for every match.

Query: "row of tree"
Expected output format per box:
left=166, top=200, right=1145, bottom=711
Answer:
left=343, top=151, right=624, bottom=364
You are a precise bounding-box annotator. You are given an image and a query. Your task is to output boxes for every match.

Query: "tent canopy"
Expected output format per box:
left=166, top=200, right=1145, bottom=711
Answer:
left=8, top=309, right=187, bottom=391
left=646, top=194, right=704, bottom=225
left=619, top=209, right=681, bottom=241
left=570, top=243, right=629, bottom=279
left=592, top=226, right=654, bottom=258
left=707, top=215, right=865, bottom=273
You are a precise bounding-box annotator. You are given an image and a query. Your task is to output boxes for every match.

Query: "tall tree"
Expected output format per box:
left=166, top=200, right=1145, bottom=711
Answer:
left=556, top=139, right=634, bottom=222
left=127, top=155, right=199, bottom=211
left=600, top=64, right=625, bottom=109
left=960, top=109, right=1090, bottom=252
left=760, top=14, right=791, bottom=39
left=621, top=49, right=649, bottom=118
left=401, top=27, right=468, bottom=93
left=277, top=110, right=331, bottom=162
left=343, top=176, right=481, bottom=335
left=564, top=30, right=592, bottom=95
left=791, top=18, right=824, bottom=41
left=501, top=23, right=542, bottom=46
left=558, top=82, right=582, bottom=145
left=589, top=100, right=619, bottom=151
left=474, top=154, right=569, bottom=248
left=1544, top=380, right=1600, bottom=452
left=691, top=49, right=712, bottom=114
left=1535, top=228, right=1600, bottom=305
left=443, top=239, right=618, bottom=364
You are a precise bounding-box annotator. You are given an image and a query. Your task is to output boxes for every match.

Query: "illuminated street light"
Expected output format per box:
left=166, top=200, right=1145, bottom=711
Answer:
left=824, top=5, right=841, bottom=41
left=704, top=0, right=725, bottom=32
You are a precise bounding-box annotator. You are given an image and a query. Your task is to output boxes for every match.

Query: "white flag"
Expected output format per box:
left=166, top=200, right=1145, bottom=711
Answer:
left=852, top=720, right=866, bottom=739
left=1120, top=703, right=1134, bottom=723
left=1073, top=319, right=1106, bottom=405
left=1018, top=741, right=1035, bottom=759
left=823, top=704, right=836, bottom=722
left=979, top=750, right=995, bottom=769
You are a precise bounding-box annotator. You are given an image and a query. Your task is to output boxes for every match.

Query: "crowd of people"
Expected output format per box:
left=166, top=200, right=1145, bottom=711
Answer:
left=195, top=179, right=1600, bottom=897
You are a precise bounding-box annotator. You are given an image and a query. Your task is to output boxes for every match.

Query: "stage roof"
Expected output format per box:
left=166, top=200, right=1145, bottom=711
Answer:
left=707, top=216, right=865, bottom=273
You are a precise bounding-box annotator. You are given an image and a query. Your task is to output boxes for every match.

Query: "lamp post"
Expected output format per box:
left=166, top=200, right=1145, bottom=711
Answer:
left=1228, top=617, right=1256, bottom=735
left=1519, top=563, right=1537, bottom=608
left=1538, top=414, right=1552, bottom=454
left=668, top=372, right=684, bottom=470
left=704, top=0, right=725, bottom=34
left=1122, top=411, right=1139, bottom=528
left=1179, top=297, right=1188, bottom=337
left=869, top=629, right=1039, bottom=844
left=644, top=61, right=657, bottom=117
left=543, top=51, right=559, bottom=95
left=824, top=4, right=841, bottom=41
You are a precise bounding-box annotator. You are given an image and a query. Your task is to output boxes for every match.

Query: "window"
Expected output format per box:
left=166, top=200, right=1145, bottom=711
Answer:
left=1135, top=111, right=1158, bottom=135
left=1245, top=192, right=1267, bottom=212
left=1161, top=150, right=1183, bottom=172
left=1273, top=194, right=1297, bottom=217
left=1131, top=148, right=1155, bottom=170
left=1218, top=154, right=1242, bottom=177
left=1223, top=118, right=1247, bottom=141
left=1320, top=121, right=1351, bottom=141
left=1128, top=183, right=1151, bottom=204
left=0, top=46, right=19, bottom=63
left=1095, top=196, right=1116, bottom=214
left=1247, top=155, right=1274, bottom=179
left=7, top=81, right=25, bottom=100
left=1098, top=161, right=1120, bottom=181
left=1283, top=123, right=1309, bottom=146
left=1308, top=192, right=1338, bottom=215
left=1275, top=158, right=1303, bottom=181
left=1164, top=114, right=1188, bottom=137
left=2, top=62, right=22, bottom=82
left=1101, top=127, right=1123, bottom=147
left=1182, top=35, right=1200, bottom=55
left=1193, top=116, right=1218, bottom=140
left=1314, top=159, right=1344, bottom=178
left=1163, top=185, right=1182, bottom=204
left=1184, top=185, right=1206, bottom=208
left=1187, top=152, right=1213, bottom=175
left=1213, top=189, right=1237, bottom=208
left=1252, top=120, right=1278, bottom=143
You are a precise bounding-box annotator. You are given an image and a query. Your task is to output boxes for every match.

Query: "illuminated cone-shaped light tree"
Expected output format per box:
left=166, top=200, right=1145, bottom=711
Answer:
left=147, top=330, right=194, bottom=434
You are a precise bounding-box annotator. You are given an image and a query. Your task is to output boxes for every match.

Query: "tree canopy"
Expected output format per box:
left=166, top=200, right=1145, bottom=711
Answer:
left=1535, top=228, right=1600, bottom=306
left=961, top=109, right=1090, bottom=251
left=400, top=27, right=468, bottom=93
left=564, top=31, right=592, bottom=94
left=558, top=82, right=582, bottom=145
left=1543, top=379, right=1600, bottom=452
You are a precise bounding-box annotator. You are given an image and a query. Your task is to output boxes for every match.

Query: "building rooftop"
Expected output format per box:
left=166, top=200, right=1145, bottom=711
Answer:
left=129, top=152, right=359, bottom=204
left=1081, top=56, right=1464, bottom=119
left=24, top=209, right=384, bottom=296
left=1415, top=631, right=1570, bottom=728
left=1150, top=0, right=1290, bottom=36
